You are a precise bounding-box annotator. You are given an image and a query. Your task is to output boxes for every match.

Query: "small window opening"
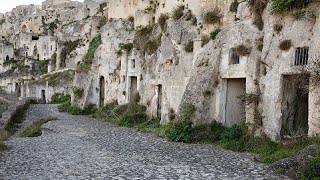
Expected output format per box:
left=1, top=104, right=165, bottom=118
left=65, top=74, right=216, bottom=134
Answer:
left=230, top=48, right=240, bottom=64
left=294, top=47, right=309, bottom=66
left=132, top=59, right=136, bottom=68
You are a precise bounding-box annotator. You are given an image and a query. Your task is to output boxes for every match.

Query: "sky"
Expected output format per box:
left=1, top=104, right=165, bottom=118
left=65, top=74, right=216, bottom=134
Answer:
left=0, top=0, right=83, bottom=13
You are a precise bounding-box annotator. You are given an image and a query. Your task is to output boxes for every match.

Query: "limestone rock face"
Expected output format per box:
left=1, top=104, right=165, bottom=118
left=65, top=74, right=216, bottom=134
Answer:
left=236, top=2, right=251, bottom=21
left=0, top=0, right=320, bottom=140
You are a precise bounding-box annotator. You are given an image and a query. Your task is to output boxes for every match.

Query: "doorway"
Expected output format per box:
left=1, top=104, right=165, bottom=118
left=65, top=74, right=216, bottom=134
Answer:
left=130, top=76, right=138, bottom=102
left=41, top=90, right=46, bottom=104
left=157, top=85, right=163, bottom=119
left=225, top=78, right=246, bottom=127
left=15, top=83, right=21, bottom=97
left=99, top=76, right=105, bottom=107
left=281, top=75, right=309, bottom=137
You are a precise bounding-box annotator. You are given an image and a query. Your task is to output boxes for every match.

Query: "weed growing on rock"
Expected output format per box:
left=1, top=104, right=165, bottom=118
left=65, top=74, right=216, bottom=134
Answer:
left=172, top=5, right=185, bottom=20
left=78, top=34, right=102, bottom=71
left=158, top=14, right=169, bottom=31
left=230, top=1, right=239, bottom=12
left=203, top=10, right=221, bottom=24
left=279, top=40, right=292, bottom=51
left=210, top=29, right=221, bottom=41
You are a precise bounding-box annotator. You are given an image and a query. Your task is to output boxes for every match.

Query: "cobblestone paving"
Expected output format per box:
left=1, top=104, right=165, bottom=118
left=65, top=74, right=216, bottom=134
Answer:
left=0, top=104, right=287, bottom=180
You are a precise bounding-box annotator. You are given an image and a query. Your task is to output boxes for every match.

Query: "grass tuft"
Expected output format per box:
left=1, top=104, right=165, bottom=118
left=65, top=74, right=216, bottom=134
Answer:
left=18, top=117, right=58, bottom=138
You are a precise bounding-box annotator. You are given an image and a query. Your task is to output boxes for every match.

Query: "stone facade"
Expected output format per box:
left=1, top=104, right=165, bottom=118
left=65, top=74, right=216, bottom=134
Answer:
left=0, top=0, right=319, bottom=141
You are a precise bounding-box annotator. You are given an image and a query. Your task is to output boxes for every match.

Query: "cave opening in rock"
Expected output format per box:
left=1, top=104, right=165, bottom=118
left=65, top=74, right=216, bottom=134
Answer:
left=99, top=76, right=105, bottom=107
left=281, top=75, right=309, bottom=137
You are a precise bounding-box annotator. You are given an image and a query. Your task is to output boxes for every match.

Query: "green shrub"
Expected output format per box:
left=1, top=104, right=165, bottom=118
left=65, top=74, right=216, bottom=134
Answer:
left=181, top=103, right=196, bottom=121
left=60, top=40, right=80, bottom=68
left=128, top=16, right=134, bottom=23
left=219, top=125, right=243, bottom=143
left=116, top=50, right=123, bottom=57
left=118, top=112, right=148, bottom=127
left=50, top=93, right=71, bottom=104
left=58, top=99, right=96, bottom=116
left=302, top=146, right=320, bottom=179
left=40, top=60, right=49, bottom=75
left=230, top=1, right=239, bottom=12
left=143, top=37, right=161, bottom=54
left=172, top=5, right=185, bottom=20
left=58, top=101, right=70, bottom=112
left=158, top=14, right=169, bottom=31
left=3, top=59, right=17, bottom=67
left=279, top=40, right=292, bottom=51
left=257, top=43, right=263, bottom=51
left=139, top=118, right=161, bottom=130
left=160, top=120, right=192, bottom=143
left=5, top=103, right=30, bottom=134
left=184, top=41, right=194, bottom=53
left=48, top=22, right=58, bottom=32
left=292, top=9, right=305, bottom=19
left=40, top=70, right=74, bottom=86
left=210, top=122, right=227, bottom=141
left=210, top=29, right=221, bottom=40
left=203, top=10, right=221, bottom=24
left=201, top=35, right=210, bottom=47
left=271, top=0, right=312, bottom=14
left=274, top=24, right=283, bottom=33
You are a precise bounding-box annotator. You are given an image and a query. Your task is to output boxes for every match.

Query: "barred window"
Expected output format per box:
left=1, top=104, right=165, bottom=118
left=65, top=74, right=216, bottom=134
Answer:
left=230, top=48, right=240, bottom=64
left=294, top=47, right=309, bottom=66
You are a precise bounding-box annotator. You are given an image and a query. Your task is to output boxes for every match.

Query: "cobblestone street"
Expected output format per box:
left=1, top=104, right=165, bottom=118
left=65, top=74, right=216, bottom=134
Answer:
left=0, top=104, right=286, bottom=179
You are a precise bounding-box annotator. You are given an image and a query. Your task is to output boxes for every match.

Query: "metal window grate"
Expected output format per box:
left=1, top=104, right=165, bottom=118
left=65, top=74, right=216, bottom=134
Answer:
left=294, top=47, right=309, bottom=66
left=230, top=48, right=240, bottom=64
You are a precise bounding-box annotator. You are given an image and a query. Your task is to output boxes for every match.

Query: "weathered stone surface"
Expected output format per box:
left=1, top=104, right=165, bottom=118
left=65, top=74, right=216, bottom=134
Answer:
left=236, top=2, right=252, bottom=21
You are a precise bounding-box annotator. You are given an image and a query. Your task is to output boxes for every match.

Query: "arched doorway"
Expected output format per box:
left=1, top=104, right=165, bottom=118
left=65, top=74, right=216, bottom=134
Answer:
left=15, top=83, right=21, bottom=97
left=99, top=76, right=105, bottom=107
left=5, top=55, right=9, bottom=61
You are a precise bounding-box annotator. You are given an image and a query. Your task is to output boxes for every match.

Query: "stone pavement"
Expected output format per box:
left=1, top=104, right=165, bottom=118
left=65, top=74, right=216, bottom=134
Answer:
left=0, top=104, right=287, bottom=179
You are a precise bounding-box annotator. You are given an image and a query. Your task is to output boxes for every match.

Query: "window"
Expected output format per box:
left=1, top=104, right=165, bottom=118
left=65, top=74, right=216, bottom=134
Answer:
left=132, top=59, right=136, bottom=68
left=230, top=48, right=240, bottom=64
left=294, top=47, right=309, bottom=66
